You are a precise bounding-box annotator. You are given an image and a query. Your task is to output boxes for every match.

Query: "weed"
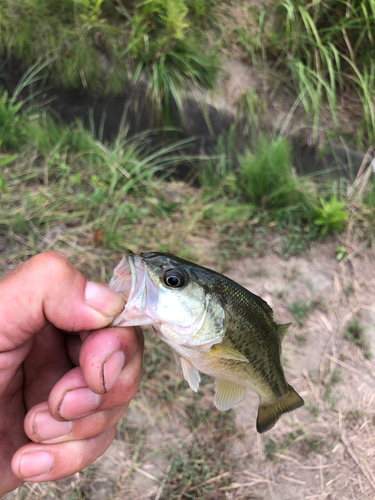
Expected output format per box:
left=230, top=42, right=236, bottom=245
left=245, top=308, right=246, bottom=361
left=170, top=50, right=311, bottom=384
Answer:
left=264, top=429, right=304, bottom=460
left=323, top=369, right=343, bottom=409
left=0, top=89, right=24, bottom=150
left=344, top=317, right=370, bottom=358
left=295, top=333, right=307, bottom=344
left=304, top=437, right=327, bottom=453
left=75, top=0, right=105, bottom=27
left=335, top=245, right=347, bottom=261
left=345, top=409, right=364, bottom=423
left=313, top=196, right=348, bottom=234
left=198, top=126, right=236, bottom=193
left=288, top=299, right=315, bottom=326
left=238, top=135, right=305, bottom=209
left=306, top=403, right=319, bottom=417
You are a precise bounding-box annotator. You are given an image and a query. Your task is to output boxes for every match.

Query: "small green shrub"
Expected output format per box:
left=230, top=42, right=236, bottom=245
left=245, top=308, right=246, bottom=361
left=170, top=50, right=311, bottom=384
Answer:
left=313, top=196, right=348, bottom=234
left=238, top=135, right=307, bottom=209
left=75, top=0, right=105, bottom=27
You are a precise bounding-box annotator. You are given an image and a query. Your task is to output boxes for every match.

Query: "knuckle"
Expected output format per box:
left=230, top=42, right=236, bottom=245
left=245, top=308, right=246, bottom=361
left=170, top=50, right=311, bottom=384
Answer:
left=32, top=252, right=72, bottom=276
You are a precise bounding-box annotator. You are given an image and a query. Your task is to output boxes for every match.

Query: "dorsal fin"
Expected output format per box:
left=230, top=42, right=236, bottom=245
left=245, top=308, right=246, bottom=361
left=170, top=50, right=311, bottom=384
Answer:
left=277, top=323, right=291, bottom=342
left=252, top=293, right=274, bottom=318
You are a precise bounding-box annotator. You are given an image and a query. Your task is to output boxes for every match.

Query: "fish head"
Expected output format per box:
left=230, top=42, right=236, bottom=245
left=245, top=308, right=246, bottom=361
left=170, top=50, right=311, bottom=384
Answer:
left=109, top=251, right=225, bottom=348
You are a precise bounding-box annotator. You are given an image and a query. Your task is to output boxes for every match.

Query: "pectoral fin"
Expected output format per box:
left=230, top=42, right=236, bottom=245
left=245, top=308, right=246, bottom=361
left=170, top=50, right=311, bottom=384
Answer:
left=209, top=344, right=249, bottom=362
left=214, top=379, right=247, bottom=411
left=180, top=357, right=201, bottom=392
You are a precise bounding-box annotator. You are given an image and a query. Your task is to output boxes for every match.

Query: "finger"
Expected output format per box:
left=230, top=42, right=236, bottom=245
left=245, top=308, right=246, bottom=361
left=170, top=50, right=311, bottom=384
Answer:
left=0, top=252, right=125, bottom=351
left=22, top=324, right=73, bottom=410
left=79, top=326, right=139, bottom=394
left=24, top=400, right=127, bottom=444
left=66, top=335, right=82, bottom=367
left=0, top=340, right=32, bottom=396
left=48, top=331, right=143, bottom=421
left=0, top=365, right=29, bottom=495
left=11, top=426, right=116, bottom=483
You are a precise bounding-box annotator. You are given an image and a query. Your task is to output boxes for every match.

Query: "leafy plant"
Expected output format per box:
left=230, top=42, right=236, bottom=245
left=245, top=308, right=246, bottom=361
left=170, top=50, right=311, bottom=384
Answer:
left=313, top=196, right=348, bottom=234
left=0, top=89, right=24, bottom=150
left=74, top=0, right=105, bottom=27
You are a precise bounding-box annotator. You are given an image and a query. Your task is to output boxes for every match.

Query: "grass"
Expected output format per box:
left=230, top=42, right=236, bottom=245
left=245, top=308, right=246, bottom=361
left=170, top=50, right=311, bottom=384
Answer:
left=288, top=299, right=318, bottom=326
left=344, top=317, right=371, bottom=359
left=2, top=77, right=374, bottom=279
left=0, top=0, right=220, bottom=126
left=232, top=0, right=375, bottom=147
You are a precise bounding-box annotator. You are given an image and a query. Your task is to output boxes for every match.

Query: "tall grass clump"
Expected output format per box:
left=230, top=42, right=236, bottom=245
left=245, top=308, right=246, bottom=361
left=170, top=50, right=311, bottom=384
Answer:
left=238, top=135, right=310, bottom=209
left=0, top=0, right=220, bottom=123
left=0, top=88, right=24, bottom=150
left=198, top=126, right=237, bottom=195
left=236, top=0, right=375, bottom=145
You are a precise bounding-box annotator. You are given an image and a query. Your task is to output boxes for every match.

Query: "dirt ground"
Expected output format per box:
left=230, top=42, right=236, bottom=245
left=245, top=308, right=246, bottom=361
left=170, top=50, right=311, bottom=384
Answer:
left=3, top=240, right=375, bottom=500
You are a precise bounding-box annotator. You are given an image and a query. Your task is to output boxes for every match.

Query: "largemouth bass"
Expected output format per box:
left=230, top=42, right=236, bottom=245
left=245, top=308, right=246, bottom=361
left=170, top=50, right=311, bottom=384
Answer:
left=109, top=250, right=304, bottom=433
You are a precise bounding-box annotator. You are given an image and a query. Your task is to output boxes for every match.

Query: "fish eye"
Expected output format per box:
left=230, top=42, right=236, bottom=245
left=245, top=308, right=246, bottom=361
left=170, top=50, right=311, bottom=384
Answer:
left=163, top=268, right=186, bottom=288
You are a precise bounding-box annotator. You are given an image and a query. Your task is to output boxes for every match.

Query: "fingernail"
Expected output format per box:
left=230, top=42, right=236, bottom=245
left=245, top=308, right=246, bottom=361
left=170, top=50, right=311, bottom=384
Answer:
left=33, top=411, right=73, bottom=442
left=85, top=281, right=125, bottom=318
left=103, top=350, right=125, bottom=392
left=19, top=451, right=53, bottom=480
left=58, top=388, right=101, bottom=420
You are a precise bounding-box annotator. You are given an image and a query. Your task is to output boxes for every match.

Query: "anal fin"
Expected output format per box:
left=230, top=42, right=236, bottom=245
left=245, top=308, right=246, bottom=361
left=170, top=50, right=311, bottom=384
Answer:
left=214, top=379, right=246, bottom=411
left=180, top=357, right=201, bottom=392
left=256, top=384, right=304, bottom=433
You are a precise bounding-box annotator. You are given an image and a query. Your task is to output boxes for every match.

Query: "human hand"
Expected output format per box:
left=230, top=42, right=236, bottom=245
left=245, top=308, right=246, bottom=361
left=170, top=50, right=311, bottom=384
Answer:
left=0, top=252, right=143, bottom=496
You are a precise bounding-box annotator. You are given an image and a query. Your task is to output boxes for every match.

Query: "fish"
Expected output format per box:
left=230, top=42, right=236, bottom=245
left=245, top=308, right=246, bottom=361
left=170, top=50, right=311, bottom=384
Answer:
left=109, top=250, right=304, bottom=433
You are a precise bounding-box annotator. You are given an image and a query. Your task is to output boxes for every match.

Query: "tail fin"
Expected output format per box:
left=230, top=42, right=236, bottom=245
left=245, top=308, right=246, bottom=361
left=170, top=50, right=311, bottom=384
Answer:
left=256, top=385, right=304, bottom=434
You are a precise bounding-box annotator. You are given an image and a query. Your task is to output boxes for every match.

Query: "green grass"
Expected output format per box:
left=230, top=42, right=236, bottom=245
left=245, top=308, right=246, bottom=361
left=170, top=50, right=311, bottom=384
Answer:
left=288, top=299, right=316, bottom=326
left=0, top=0, right=220, bottom=125
left=344, top=317, right=371, bottom=359
left=233, top=0, right=375, bottom=146
left=1, top=83, right=374, bottom=279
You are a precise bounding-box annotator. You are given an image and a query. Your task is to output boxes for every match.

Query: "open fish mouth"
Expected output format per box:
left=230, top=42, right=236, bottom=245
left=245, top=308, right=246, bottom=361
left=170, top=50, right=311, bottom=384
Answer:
left=108, top=249, right=135, bottom=300
left=109, top=250, right=159, bottom=327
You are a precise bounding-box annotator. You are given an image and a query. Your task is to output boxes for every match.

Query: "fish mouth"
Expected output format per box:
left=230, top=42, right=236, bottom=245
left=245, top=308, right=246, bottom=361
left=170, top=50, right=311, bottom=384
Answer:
left=108, top=249, right=135, bottom=301
left=109, top=250, right=159, bottom=327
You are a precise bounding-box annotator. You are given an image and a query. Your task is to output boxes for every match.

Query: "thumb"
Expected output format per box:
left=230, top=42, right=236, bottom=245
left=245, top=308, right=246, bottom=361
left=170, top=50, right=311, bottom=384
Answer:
left=0, top=252, right=125, bottom=351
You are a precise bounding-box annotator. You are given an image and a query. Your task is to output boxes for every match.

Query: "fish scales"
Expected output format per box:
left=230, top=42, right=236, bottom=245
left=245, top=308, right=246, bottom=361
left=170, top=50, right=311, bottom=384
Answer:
left=109, top=250, right=304, bottom=433
left=200, top=271, right=288, bottom=399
